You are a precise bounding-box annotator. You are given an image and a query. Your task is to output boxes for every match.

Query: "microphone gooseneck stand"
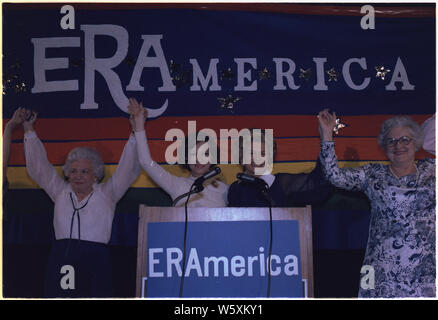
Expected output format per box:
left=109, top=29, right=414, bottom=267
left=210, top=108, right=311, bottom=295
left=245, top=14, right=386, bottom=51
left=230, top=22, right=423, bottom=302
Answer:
left=236, top=173, right=273, bottom=298
left=171, top=185, right=202, bottom=207
left=178, top=183, right=200, bottom=298
left=261, top=188, right=273, bottom=298
left=173, top=167, right=221, bottom=207
left=176, top=167, right=222, bottom=297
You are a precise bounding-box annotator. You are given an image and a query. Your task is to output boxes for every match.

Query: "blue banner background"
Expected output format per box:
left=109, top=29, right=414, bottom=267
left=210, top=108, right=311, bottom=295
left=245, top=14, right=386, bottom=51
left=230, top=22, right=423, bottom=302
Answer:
left=3, top=5, right=435, bottom=118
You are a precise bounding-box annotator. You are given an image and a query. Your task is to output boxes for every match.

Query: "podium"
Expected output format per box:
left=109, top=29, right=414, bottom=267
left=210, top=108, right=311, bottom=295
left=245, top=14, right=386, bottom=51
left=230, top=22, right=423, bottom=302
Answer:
left=136, top=206, right=314, bottom=298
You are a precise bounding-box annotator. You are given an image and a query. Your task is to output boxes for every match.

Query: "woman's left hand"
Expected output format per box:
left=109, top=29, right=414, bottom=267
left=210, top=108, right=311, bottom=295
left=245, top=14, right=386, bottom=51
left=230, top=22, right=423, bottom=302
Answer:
left=22, top=109, right=37, bottom=132
left=317, top=109, right=337, bottom=141
left=128, top=98, right=148, bottom=132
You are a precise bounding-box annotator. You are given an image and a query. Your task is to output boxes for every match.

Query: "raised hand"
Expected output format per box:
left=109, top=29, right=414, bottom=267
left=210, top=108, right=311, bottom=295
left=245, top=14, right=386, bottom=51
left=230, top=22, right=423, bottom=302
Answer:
left=4, top=108, right=26, bottom=135
left=22, top=109, right=38, bottom=133
left=8, top=107, right=26, bottom=128
left=317, top=109, right=337, bottom=142
left=128, top=98, right=148, bottom=132
left=4, top=108, right=28, bottom=174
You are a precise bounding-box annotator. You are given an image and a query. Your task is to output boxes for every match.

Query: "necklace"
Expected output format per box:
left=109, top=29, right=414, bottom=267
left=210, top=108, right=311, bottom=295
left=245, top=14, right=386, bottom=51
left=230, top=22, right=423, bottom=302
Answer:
left=389, top=163, right=419, bottom=188
left=65, top=191, right=94, bottom=257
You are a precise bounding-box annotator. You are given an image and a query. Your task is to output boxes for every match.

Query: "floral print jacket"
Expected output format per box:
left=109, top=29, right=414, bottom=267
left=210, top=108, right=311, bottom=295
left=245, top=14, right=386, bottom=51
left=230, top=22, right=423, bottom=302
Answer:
left=320, top=141, right=435, bottom=298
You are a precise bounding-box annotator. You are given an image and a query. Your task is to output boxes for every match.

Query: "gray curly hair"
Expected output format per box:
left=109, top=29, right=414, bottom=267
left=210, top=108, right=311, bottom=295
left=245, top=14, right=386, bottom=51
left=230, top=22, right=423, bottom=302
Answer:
left=63, top=147, right=105, bottom=182
left=377, top=116, right=424, bottom=151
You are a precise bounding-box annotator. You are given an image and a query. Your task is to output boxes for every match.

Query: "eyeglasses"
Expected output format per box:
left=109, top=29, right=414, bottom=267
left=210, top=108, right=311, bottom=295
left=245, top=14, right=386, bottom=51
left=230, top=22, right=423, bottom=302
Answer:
left=385, top=136, right=412, bottom=148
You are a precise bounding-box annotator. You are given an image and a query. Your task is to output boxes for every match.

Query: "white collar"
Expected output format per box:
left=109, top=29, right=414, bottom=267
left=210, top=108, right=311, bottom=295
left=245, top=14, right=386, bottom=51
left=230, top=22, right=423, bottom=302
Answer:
left=68, top=183, right=97, bottom=204
left=259, top=174, right=276, bottom=187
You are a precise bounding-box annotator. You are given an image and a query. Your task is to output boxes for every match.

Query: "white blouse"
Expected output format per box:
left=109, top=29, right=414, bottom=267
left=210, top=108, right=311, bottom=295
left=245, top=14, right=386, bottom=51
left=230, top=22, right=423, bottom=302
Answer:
left=134, top=130, right=228, bottom=207
left=24, top=131, right=141, bottom=244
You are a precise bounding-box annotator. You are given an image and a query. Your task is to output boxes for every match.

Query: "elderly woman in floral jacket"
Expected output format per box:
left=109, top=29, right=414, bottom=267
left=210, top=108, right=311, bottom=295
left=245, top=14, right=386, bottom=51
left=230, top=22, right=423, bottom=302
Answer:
left=318, top=109, right=435, bottom=298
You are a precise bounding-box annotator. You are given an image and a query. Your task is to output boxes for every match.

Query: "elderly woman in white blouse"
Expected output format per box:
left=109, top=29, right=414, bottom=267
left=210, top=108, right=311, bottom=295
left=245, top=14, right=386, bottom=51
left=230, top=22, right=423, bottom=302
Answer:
left=23, top=111, right=141, bottom=298
left=318, top=109, right=435, bottom=298
left=128, top=98, right=228, bottom=207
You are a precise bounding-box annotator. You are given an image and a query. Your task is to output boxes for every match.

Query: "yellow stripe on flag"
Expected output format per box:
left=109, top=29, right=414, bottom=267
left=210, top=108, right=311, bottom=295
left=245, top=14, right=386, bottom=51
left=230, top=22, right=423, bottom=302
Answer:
left=6, top=161, right=389, bottom=189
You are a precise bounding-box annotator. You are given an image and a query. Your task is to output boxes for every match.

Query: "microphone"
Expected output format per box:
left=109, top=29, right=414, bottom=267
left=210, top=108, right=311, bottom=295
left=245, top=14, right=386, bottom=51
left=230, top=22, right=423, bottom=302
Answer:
left=236, top=173, right=268, bottom=189
left=193, top=166, right=221, bottom=188
left=172, top=167, right=221, bottom=207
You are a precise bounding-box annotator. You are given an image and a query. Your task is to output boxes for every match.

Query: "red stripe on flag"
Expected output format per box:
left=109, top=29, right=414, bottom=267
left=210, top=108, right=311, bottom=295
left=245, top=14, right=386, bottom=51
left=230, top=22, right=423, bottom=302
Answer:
left=5, top=114, right=432, bottom=141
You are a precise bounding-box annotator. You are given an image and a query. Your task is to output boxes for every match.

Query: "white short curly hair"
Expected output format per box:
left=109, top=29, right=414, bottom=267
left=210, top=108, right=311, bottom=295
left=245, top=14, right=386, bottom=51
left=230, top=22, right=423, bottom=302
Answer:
left=377, top=116, right=424, bottom=151
left=63, top=147, right=105, bottom=182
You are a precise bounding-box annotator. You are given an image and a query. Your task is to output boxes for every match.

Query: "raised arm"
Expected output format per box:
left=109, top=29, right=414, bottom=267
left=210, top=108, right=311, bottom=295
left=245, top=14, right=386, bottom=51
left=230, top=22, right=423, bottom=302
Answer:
left=23, top=112, right=65, bottom=201
left=280, top=157, right=333, bottom=206
left=3, top=108, right=25, bottom=177
left=421, top=115, right=435, bottom=155
left=129, top=98, right=183, bottom=198
left=317, top=109, right=367, bottom=191
left=102, top=132, right=142, bottom=203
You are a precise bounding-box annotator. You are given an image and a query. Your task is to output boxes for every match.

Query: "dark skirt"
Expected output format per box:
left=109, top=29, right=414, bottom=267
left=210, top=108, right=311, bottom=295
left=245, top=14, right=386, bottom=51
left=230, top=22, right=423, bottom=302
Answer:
left=44, top=239, right=113, bottom=298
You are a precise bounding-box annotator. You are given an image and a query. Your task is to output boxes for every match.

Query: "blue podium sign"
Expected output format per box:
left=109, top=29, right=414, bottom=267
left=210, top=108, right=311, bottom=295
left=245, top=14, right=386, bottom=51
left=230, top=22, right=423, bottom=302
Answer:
left=144, top=220, right=303, bottom=298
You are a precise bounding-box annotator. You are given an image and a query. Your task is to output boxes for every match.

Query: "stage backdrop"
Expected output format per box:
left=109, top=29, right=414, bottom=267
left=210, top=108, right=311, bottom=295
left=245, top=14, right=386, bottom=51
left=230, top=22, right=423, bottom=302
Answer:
left=2, top=3, right=435, bottom=297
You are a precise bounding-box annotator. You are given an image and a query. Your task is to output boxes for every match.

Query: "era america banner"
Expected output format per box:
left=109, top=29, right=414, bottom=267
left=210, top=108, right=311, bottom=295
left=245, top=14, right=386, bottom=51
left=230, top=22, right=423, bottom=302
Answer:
left=3, top=3, right=435, bottom=187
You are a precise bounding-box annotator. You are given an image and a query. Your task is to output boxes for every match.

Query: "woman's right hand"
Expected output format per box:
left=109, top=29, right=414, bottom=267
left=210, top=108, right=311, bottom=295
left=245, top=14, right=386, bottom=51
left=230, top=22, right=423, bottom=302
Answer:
left=317, top=109, right=337, bottom=142
left=6, top=107, right=26, bottom=130
left=128, top=98, right=148, bottom=132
